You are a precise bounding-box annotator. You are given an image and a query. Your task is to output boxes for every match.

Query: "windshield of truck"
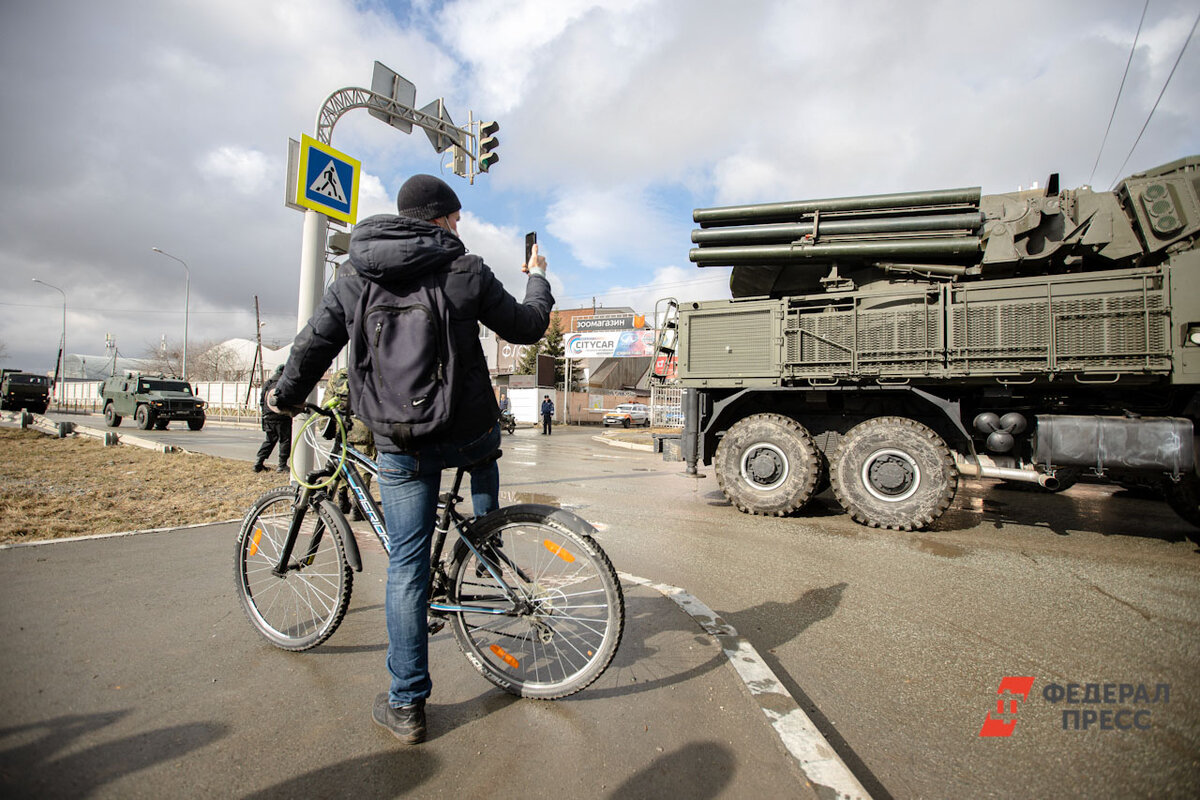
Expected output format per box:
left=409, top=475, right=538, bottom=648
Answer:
left=139, top=380, right=191, bottom=393
left=10, top=375, right=49, bottom=386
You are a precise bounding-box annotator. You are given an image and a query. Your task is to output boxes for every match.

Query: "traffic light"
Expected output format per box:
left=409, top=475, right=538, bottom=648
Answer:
left=477, top=121, right=499, bottom=173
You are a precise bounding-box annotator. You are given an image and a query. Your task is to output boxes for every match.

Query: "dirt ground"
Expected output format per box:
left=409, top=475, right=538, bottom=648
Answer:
left=0, top=427, right=286, bottom=544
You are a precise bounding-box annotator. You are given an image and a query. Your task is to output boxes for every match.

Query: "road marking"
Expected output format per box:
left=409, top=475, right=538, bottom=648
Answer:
left=621, top=571, right=873, bottom=800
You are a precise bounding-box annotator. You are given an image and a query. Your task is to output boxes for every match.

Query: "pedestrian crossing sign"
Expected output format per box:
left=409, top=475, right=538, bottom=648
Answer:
left=295, top=134, right=361, bottom=224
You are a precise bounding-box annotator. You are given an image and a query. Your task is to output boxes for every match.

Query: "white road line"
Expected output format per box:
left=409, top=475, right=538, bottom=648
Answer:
left=620, top=571, right=873, bottom=800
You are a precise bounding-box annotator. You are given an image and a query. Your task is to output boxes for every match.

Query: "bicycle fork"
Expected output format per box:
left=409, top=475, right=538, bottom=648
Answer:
left=271, top=486, right=325, bottom=578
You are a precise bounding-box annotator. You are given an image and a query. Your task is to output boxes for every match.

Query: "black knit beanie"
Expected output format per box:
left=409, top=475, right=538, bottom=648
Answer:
left=396, top=174, right=462, bottom=220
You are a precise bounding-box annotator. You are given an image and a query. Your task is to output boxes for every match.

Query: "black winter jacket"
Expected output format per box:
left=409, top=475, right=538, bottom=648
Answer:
left=273, top=214, right=554, bottom=452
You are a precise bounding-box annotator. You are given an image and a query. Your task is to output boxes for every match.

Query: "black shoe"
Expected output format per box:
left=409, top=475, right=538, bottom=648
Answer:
left=372, top=693, right=426, bottom=744
left=276, top=464, right=289, bottom=473
left=252, top=463, right=266, bottom=473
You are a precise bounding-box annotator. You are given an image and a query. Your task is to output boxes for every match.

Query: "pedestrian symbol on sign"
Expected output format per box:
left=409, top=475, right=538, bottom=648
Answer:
left=310, top=160, right=347, bottom=204
left=292, top=134, right=361, bottom=224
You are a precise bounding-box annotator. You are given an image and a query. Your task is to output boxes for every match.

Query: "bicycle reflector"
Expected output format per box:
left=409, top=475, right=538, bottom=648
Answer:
left=490, top=644, right=520, bottom=669
left=543, top=540, right=576, bottom=563
left=249, top=528, right=263, bottom=557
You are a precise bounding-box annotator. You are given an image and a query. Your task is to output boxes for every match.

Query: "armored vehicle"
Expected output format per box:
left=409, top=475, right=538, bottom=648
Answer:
left=656, top=156, right=1200, bottom=531
left=100, top=373, right=206, bottom=431
left=1, top=370, right=51, bottom=414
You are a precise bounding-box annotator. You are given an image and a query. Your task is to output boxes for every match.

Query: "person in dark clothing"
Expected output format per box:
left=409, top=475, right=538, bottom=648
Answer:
left=541, top=394, right=554, bottom=435
left=254, top=365, right=292, bottom=473
left=268, top=174, right=553, bottom=745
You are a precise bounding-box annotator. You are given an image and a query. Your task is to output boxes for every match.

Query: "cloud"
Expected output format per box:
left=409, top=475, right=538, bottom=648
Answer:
left=198, top=146, right=273, bottom=195
left=545, top=185, right=683, bottom=270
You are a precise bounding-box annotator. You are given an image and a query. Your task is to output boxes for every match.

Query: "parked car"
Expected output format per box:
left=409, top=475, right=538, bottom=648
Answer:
left=603, top=403, right=651, bottom=428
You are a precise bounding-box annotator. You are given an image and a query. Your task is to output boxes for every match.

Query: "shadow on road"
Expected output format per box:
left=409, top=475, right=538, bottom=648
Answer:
left=0, top=711, right=228, bottom=797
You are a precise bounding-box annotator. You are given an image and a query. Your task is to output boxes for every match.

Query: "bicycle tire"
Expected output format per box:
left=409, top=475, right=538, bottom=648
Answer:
left=235, top=486, right=354, bottom=651
left=446, top=504, right=624, bottom=699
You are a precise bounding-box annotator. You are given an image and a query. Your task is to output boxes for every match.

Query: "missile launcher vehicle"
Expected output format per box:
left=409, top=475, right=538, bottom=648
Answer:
left=655, top=156, right=1200, bottom=531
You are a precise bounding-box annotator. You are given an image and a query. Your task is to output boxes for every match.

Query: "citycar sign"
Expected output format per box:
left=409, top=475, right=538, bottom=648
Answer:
left=565, top=331, right=656, bottom=358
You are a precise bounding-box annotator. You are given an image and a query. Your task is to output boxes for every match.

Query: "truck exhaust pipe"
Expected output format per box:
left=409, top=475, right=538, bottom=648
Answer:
left=957, top=462, right=1060, bottom=489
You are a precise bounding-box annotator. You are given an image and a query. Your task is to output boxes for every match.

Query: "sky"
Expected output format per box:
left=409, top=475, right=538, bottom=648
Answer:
left=1, top=0, right=1198, bottom=375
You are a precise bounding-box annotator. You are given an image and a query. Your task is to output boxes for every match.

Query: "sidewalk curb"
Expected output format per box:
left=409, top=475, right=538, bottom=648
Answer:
left=591, top=434, right=654, bottom=452
left=621, top=572, right=873, bottom=800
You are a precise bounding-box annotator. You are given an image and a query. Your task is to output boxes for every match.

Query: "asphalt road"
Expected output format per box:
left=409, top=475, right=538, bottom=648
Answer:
left=36, top=414, right=1200, bottom=797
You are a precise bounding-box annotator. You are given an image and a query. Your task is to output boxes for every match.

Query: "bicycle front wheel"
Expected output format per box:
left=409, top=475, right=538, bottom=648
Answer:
left=447, top=504, right=624, bottom=699
left=235, top=487, right=354, bottom=651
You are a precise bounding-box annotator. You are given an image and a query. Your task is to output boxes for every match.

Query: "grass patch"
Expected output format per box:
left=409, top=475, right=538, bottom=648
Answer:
left=0, top=427, right=286, bottom=544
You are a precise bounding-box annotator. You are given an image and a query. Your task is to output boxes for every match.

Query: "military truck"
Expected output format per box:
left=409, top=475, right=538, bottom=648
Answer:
left=655, top=156, right=1200, bottom=531
left=100, top=373, right=206, bottom=431
left=1, top=370, right=51, bottom=414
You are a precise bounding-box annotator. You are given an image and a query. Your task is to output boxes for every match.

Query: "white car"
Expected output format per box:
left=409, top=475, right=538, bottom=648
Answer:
left=603, top=403, right=651, bottom=428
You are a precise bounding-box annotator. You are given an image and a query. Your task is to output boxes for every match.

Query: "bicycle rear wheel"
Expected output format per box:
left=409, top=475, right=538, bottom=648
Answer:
left=235, top=487, right=354, bottom=651
left=447, top=504, right=624, bottom=699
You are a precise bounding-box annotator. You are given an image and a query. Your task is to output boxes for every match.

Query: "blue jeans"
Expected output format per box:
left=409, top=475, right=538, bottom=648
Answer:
left=376, top=423, right=501, bottom=707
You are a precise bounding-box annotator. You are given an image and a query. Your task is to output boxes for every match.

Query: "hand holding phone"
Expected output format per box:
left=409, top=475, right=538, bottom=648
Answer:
left=523, top=231, right=545, bottom=274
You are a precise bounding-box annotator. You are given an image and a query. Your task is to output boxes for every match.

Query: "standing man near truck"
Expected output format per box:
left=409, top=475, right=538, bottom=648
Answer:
left=541, top=394, right=554, bottom=435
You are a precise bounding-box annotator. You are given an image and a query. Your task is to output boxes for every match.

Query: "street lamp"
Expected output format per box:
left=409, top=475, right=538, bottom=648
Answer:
left=31, top=278, right=66, bottom=387
left=151, top=247, right=190, bottom=378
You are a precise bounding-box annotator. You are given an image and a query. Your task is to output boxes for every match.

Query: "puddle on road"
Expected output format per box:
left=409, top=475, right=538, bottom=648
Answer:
left=914, top=537, right=968, bottom=558
left=498, top=490, right=584, bottom=511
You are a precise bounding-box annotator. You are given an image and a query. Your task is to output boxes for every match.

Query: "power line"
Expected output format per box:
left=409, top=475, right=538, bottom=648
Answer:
left=1109, top=6, right=1200, bottom=188
left=1089, top=0, right=1149, bottom=186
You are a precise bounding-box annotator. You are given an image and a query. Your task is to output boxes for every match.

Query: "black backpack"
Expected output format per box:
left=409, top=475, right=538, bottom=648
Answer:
left=347, top=273, right=460, bottom=450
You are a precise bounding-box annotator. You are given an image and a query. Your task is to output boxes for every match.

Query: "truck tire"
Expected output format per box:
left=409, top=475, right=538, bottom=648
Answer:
left=715, top=413, right=821, bottom=516
left=830, top=416, right=957, bottom=531
left=1161, top=472, right=1200, bottom=529
left=154, top=419, right=169, bottom=430
left=135, top=405, right=154, bottom=430
left=188, top=416, right=205, bottom=431
left=104, top=403, right=122, bottom=428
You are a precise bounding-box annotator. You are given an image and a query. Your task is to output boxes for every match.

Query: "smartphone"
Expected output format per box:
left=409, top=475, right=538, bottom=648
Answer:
left=525, top=231, right=537, bottom=264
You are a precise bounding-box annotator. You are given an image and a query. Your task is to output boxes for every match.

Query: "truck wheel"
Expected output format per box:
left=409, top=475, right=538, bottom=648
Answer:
left=715, top=413, right=820, bottom=516
left=104, top=403, right=122, bottom=428
left=188, top=416, right=205, bottom=431
left=1161, top=472, right=1200, bottom=529
left=154, top=419, right=169, bottom=430
left=830, top=416, right=957, bottom=531
left=135, top=405, right=154, bottom=430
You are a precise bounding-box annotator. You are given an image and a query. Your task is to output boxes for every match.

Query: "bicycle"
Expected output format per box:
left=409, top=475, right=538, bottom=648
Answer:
left=234, top=401, right=625, bottom=699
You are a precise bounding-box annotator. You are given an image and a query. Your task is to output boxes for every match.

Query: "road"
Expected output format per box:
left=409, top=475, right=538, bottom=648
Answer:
left=44, top=412, right=1200, bottom=798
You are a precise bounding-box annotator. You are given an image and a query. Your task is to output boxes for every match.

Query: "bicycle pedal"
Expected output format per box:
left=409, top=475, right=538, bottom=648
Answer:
left=427, top=615, right=446, bottom=635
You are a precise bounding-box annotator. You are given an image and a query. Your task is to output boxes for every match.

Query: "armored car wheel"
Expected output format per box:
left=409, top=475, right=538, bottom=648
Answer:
left=830, top=416, right=957, bottom=531
left=135, top=404, right=154, bottom=430
left=188, top=416, right=205, bottom=431
left=103, top=403, right=122, bottom=427
left=715, top=413, right=821, bottom=516
left=154, top=419, right=169, bottom=430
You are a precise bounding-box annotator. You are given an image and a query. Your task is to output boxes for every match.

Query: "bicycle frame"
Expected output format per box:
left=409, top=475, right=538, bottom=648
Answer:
left=270, top=410, right=529, bottom=618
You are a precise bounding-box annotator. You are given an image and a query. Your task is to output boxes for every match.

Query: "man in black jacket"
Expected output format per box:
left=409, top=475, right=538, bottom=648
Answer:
left=270, top=175, right=552, bottom=744
left=254, top=365, right=291, bottom=473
